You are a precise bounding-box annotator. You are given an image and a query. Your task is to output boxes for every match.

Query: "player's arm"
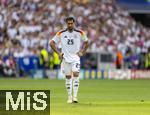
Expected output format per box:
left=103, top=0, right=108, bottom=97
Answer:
left=50, top=40, right=63, bottom=60
left=77, top=31, right=89, bottom=56
left=50, top=40, right=59, bottom=54
left=80, top=40, right=89, bottom=55
left=49, top=32, right=63, bottom=59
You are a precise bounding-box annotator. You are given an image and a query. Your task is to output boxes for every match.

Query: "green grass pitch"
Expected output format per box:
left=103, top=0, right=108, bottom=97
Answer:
left=0, top=78, right=150, bottom=115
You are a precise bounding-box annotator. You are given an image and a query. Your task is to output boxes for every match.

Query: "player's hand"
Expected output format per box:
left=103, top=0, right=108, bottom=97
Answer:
left=77, top=51, right=83, bottom=57
left=58, top=52, right=64, bottom=60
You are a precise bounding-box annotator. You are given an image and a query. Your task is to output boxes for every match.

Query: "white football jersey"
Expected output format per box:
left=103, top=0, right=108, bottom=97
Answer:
left=51, top=29, right=88, bottom=63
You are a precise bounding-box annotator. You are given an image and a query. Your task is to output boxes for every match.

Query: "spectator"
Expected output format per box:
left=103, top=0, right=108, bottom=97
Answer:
left=0, top=55, right=5, bottom=76
left=145, top=47, right=150, bottom=69
left=115, top=50, right=123, bottom=69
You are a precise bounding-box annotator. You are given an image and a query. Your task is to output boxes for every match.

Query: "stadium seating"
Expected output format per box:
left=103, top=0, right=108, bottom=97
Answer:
left=0, top=0, right=149, bottom=73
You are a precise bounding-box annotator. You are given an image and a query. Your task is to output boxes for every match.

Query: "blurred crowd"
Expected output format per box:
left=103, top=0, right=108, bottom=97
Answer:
left=0, top=0, right=149, bottom=75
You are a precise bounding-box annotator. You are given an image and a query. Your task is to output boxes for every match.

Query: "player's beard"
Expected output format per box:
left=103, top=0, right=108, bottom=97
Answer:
left=68, top=27, right=74, bottom=32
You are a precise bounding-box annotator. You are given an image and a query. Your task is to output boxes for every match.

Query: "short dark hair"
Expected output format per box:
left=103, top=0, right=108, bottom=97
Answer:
left=65, top=17, right=75, bottom=23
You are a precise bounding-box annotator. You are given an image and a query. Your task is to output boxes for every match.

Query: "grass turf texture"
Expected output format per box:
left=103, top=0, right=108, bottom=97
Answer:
left=0, top=78, right=150, bottom=115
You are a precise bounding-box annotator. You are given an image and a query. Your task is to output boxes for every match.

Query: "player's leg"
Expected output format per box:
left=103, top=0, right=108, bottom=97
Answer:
left=72, top=61, right=80, bottom=103
left=66, top=75, right=72, bottom=103
left=61, top=60, right=72, bottom=103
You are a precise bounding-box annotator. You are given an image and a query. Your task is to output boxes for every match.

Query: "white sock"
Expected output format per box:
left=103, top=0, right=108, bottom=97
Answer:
left=73, top=77, right=79, bottom=98
left=65, top=78, right=72, bottom=97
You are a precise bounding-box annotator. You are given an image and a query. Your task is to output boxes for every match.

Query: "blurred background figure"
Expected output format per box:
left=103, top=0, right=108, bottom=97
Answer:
left=53, top=51, right=61, bottom=69
left=115, top=50, right=123, bottom=69
left=145, top=47, right=150, bottom=69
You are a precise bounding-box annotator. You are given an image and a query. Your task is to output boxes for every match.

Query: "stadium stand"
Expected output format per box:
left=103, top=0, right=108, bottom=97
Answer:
left=0, top=0, right=149, bottom=77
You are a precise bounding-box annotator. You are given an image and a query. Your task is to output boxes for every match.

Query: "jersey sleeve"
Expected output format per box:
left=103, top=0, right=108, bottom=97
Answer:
left=80, top=31, right=88, bottom=41
left=51, top=32, right=61, bottom=44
